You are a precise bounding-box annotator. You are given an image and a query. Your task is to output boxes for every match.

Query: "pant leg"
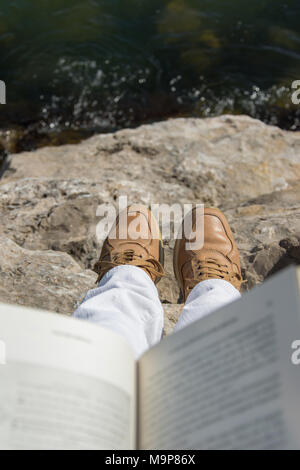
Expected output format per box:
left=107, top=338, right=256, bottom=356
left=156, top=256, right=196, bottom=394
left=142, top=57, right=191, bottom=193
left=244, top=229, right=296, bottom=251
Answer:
left=174, top=279, right=241, bottom=333
left=73, top=265, right=164, bottom=358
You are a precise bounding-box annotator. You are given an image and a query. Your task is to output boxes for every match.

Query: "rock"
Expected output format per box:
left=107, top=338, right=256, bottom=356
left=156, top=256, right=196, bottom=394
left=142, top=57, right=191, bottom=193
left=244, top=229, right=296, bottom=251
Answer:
left=163, top=304, right=183, bottom=336
left=3, top=115, right=300, bottom=207
left=0, top=115, right=299, bottom=333
left=0, top=129, right=23, bottom=155
left=225, top=182, right=300, bottom=287
left=0, top=237, right=96, bottom=314
left=0, top=178, right=109, bottom=269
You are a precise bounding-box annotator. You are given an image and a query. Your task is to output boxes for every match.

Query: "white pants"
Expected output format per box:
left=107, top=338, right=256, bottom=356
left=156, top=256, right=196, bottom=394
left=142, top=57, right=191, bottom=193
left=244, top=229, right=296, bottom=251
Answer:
left=73, top=265, right=241, bottom=358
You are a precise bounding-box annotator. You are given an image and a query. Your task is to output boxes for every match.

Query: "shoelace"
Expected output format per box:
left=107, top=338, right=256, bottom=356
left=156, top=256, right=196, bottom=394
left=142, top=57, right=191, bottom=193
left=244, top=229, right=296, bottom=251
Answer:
left=94, top=249, right=165, bottom=283
left=185, top=258, right=244, bottom=292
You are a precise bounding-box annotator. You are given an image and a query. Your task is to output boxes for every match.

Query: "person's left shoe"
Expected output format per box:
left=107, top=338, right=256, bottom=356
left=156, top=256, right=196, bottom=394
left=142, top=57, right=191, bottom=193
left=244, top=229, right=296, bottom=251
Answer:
left=94, top=205, right=165, bottom=284
left=173, top=207, right=243, bottom=301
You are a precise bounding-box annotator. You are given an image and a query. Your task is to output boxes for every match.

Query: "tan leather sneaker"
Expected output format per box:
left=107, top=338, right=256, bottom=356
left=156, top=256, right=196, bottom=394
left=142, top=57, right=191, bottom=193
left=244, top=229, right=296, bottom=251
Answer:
left=94, top=205, right=165, bottom=284
left=173, top=207, right=243, bottom=301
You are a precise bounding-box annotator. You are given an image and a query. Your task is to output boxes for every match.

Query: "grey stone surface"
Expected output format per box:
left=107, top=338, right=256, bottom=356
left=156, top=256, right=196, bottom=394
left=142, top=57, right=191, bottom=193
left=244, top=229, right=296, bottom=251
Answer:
left=0, top=237, right=96, bottom=314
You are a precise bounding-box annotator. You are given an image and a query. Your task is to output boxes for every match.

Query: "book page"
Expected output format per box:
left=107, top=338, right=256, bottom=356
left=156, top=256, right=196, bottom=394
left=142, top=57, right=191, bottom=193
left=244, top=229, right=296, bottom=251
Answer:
left=139, top=267, right=300, bottom=450
left=0, top=303, right=136, bottom=450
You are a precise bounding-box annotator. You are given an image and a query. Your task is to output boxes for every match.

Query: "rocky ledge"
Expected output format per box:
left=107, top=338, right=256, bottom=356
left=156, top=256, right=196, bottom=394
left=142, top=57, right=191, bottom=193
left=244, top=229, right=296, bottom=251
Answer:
left=0, top=115, right=299, bottom=334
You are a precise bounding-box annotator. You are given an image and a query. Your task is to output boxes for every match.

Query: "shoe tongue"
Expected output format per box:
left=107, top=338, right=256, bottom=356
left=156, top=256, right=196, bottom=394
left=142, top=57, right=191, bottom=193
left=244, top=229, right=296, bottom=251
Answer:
left=113, top=241, right=148, bottom=258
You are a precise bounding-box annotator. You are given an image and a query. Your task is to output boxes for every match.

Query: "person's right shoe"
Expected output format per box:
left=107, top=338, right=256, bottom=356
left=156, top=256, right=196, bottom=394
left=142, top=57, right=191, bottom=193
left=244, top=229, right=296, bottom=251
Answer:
left=94, top=204, right=165, bottom=285
left=173, top=207, right=243, bottom=302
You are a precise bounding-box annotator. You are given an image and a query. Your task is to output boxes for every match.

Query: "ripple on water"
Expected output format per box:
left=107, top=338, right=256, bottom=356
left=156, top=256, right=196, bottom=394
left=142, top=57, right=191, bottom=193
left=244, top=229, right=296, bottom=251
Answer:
left=0, top=0, right=300, bottom=148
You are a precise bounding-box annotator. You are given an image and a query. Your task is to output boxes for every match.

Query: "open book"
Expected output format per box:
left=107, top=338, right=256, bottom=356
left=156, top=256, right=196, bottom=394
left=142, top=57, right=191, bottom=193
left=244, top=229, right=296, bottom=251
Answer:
left=0, top=266, right=300, bottom=450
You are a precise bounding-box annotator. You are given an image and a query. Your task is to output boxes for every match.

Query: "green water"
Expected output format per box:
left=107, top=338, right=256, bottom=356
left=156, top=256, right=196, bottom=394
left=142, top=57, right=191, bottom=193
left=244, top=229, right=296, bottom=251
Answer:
left=1, top=0, right=300, bottom=147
